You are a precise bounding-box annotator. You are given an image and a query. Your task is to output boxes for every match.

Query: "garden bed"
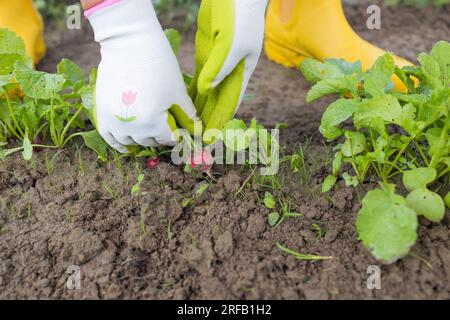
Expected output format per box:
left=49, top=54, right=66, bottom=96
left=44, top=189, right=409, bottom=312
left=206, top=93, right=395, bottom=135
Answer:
left=0, top=3, right=449, bottom=299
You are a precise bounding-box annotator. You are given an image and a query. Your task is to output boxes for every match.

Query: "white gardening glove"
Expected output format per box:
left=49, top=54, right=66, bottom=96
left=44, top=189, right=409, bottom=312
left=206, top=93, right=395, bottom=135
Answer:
left=87, top=0, right=198, bottom=153
left=189, top=0, right=269, bottom=133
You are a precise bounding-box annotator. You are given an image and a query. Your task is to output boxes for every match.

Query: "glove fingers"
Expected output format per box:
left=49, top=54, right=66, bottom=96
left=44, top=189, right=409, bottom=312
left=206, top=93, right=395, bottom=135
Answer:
left=114, top=135, right=136, bottom=146
left=170, top=96, right=199, bottom=136
left=210, top=52, right=246, bottom=91
left=154, top=111, right=178, bottom=147
left=102, top=131, right=129, bottom=154
left=132, top=136, right=160, bottom=148
left=197, top=42, right=233, bottom=95
left=202, top=60, right=245, bottom=134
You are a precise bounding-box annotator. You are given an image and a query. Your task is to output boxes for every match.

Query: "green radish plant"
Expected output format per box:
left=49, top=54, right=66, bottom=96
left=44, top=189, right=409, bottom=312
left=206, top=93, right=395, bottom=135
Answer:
left=300, top=40, right=449, bottom=263
left=0, top=28, right=107, bottom=160
left=264, top=191, right=303, bottom=228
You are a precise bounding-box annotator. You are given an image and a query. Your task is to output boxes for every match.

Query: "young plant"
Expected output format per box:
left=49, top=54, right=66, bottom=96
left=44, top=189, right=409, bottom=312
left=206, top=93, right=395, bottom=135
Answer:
left=300, top=40, right=450, bottom=263
left=0, top=28, right=109, bottom=161
left=276, top=243, right=332, bottom=261
left=264, top=192, right=302, bottom=227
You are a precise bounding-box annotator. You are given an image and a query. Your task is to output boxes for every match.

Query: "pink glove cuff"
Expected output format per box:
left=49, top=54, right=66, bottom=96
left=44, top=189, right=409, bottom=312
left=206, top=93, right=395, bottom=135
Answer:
left=84, top=0, right=123, bottom=18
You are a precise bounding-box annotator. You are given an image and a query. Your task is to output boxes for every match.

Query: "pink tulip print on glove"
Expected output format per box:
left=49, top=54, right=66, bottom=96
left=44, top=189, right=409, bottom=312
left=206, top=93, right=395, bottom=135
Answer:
left=86, top=0, right=198, bottom=153
left=115, top=89, right=138, bottom=123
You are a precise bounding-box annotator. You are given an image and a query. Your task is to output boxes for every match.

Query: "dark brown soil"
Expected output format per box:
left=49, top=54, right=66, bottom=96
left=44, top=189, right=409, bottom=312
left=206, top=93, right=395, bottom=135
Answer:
left=1, top=3, right=449, bottom=299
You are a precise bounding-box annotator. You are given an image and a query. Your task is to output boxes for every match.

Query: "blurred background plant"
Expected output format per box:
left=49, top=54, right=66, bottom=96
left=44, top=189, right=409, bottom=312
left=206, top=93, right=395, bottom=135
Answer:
left=33, top=0, right=201, bottom=28
left=152, top=0, right=200, bottom=28
left=34, top=0, right=67, bottom=20
left=383, top=0, right=450, bottom=6
left=344, top=0, right=450, bottom=6
left=33, top=0, right=448, bottom=28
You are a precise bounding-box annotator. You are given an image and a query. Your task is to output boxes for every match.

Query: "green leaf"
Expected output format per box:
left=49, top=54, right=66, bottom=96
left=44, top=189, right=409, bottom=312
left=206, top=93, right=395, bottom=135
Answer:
left=356, top=183, right=418, bottom=264
left=22, top=133, right=33, bottom=161
left=264, top=192, right=276, bottom=209
left=0, top=28, right=27, bottom=56
left=406, top=188, right=445, bottom=222
left=79, top=130, right=108, bottom=161
left=332, top=152, right=343, bottom=175
left=0, top=74, right=13, bottom=88
left=320, top=98, right=358, bottom=140
left=299, top=58, right=343, bottom=83
left=363, top=53, right=395, bottom=97
left=430, top=41, right=450, bottom=87
left=14, top=64, right=65, bottom=99
left=183, top=73, right=193, bottom=86
left=164, top=29, right=182, bottom=55
left=418, top=52, right=442, bottom=90
left=325, top=59, right=363, bottom=76
left=444, top=192, right=450, bottom=209
left=341, top=131, right=366, bottom=157
left=221, top=119, right=250, bottom=151
left=223, top=119, right=247, bottom=131
left=131, top=173, right=145, bottom=195
left=402, top=167, right=437, bottom=191
left=57, top=59, right=85, bottom=85
left=89, top=68, right=98, bottom=85
left=15, top=100, right=38, bottom=132
left=0, top=28, right=32, bottom=74
left=268, top=212, right=280, bottom=227
left=306, top=74, right=360, bottom=103
left=394, top=66, right=416, bottom=92
left=195, top=182, right=209, bottom=197
left=342, top=172, right=359, bottom=187
left=354, top=95, right=403, bottom=128
left=322, top=175, right=337, bottom=193
left=276, top=243, right=332, bottom=261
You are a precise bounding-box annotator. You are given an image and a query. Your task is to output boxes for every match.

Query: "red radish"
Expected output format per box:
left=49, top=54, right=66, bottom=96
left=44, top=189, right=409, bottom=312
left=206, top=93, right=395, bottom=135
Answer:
left=146, top=157, right=160, bottom=169
left=188, top=149, right=214, bottom=172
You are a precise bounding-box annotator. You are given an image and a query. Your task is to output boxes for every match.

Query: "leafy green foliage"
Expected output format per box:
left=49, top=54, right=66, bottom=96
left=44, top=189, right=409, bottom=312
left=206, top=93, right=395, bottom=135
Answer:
left=164, top=29, right=182, bottom=55
left=300, top=41, right=450, bottom=263
left=384, top=0, right=450, bottom=7
left=0, top=28, right=108, bottom=160
left=153, top=0, right=200, bottom=28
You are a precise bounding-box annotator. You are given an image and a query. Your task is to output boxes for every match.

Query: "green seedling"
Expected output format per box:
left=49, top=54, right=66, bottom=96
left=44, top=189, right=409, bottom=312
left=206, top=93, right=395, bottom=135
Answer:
left=140, top=211, right=147, bottom=237
left=102, top=181, right=119, bottom=200
left=181, top=182, right=209, bottom=208
left=312, top=223, right=325, bottom=240
left=131, top=174, right=145, bottom=196
left=277, top=243, right=332, bottom=261
left=264, top=192, right=302, bottom=227
left=167, top=219, right=173, bottom=241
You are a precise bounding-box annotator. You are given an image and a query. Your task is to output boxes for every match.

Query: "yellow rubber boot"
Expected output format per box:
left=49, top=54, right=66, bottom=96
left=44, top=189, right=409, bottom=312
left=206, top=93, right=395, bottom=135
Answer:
left=0, top=0, right=46, bottom=65
left=265, top=0, right=413, bottom=90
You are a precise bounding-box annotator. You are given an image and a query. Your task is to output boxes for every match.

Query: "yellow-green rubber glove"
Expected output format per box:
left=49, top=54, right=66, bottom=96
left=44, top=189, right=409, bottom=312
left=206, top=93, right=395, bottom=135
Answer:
left=189, top=0, right=268, bottom=138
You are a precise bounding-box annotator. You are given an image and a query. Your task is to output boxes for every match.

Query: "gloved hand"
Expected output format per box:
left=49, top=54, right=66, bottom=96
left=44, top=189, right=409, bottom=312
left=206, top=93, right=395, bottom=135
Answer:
left=87, top=0, right=198, bottom=153
left=189, top=0, right=269, bottom=138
